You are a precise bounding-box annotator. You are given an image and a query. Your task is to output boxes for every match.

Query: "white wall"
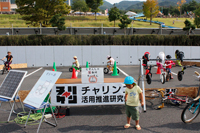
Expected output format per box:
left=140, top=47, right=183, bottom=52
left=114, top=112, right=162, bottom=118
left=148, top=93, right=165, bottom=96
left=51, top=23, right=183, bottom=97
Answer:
left=0, top=46, right=199, bottom=67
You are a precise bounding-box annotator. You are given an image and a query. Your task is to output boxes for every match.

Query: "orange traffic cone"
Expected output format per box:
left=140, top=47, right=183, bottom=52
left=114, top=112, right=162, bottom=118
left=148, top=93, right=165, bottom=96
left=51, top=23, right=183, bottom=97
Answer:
left=156, top=67, right=161, bottom=74
left=145, top=69, right=149, bottom=75
left=71, top=68, right=77, bottom=79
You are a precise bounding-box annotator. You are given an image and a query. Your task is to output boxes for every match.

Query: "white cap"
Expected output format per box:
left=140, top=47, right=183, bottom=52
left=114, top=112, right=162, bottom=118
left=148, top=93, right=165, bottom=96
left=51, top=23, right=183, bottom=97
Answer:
left=73, top=56, right=77, bottom=58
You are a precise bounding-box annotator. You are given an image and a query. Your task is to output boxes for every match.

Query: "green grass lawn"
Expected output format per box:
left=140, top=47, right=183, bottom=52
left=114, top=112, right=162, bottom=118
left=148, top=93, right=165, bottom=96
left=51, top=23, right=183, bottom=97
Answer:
left=0, top=14, right=195, bottom=28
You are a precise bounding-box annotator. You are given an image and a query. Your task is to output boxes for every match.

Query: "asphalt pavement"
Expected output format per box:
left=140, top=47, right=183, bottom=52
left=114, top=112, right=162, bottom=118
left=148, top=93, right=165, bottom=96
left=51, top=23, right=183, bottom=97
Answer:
left=0, top=65, right=200, bottom=133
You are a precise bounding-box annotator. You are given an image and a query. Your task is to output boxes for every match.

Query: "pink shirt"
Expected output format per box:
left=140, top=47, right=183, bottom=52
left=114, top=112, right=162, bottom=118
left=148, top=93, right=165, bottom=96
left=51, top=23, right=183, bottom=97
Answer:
left=110, top=58, right=115, bottom=65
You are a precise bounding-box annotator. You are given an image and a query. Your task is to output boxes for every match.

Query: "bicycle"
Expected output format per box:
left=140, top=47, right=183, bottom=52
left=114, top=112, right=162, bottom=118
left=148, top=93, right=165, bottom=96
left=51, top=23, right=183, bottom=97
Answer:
left=1, top=60, right=12, bottom=75
left=69, top=63, right=81, bottom=72
left=165, top=89, right=192, bottom=105
left=145, top=89, right=165, bottom=110
left=104, top=63, right=119, bottom=74
left=156, top=62, right=166, bottom=84
left=181, top=72, right=200, bottom=123
left=165, top=63, right=175, bottom=82
left=175, top=50, right=186, bottom=81
left=145, top=88, right=192, bottom=110
left=143, top=64, right=152, bottom=85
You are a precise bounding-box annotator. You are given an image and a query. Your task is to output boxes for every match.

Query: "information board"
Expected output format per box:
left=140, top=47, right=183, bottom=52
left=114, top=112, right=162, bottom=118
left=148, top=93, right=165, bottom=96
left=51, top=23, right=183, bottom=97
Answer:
left=23, top=70, right=62, bottom=108
left=81, top=68, right=104, bottom=84
left=51, top=83, right=126, bottom=106
left=0, top=70, right=27, bottom=100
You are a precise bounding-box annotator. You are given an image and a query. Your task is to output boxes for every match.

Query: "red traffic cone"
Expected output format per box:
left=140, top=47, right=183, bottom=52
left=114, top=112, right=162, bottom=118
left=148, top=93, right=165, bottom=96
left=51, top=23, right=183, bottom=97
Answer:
left=52, top=69, right=55, bottom=71
left=156, top=67, right=161, bottom=74
left=145, top=69, right=149, bottom=75
left=71, top=68, right=77, bottom=79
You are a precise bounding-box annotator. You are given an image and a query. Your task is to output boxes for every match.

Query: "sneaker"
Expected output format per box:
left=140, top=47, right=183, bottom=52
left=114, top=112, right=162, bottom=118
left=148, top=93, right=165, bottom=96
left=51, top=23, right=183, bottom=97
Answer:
left=171, top=76, right=173, bottom=79
left=109, top=71, right=113, bottom=74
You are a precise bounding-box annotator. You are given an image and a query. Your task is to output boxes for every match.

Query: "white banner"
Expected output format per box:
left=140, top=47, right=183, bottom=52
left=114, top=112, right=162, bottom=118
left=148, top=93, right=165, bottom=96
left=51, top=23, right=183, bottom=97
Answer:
left=81, top=68, right=104, bottom=84
left=51, top=83, right=126, bottom=106
left=23, top=70, right=62, bottom=108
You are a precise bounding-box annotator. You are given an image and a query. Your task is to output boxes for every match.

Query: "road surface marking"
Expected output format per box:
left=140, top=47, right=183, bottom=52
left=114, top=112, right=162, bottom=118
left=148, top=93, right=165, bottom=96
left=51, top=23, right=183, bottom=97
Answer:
left=117, top=67, right=129, bottom=77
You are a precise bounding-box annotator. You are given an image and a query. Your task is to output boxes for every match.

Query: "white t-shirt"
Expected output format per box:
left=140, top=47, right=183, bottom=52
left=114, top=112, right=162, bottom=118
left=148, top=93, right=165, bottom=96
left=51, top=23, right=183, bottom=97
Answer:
left=110, top=58, right=115, bottom=65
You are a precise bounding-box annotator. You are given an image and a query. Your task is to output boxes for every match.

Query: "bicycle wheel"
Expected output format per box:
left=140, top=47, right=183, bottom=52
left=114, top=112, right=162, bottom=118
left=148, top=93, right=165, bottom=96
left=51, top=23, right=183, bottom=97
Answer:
left=166, top=73, right=170, bottom=82
left=69, top=67, right=73, bottom=72
left=181, top=100, right=200, bottom=123
left=145, top=90, right=163, bottom=109
left=169, top=99, right=182, bottom=105
left=178, top=71, right=183, bottom=81
left=2, top=67, right=5, bottom=75
left=160, top=73, right=165, bottom=84
left=117, top=69, right=120, bottom=74
left=104, top=68, right=109, bottom=74
left=146, top=74, right=151, bottom=84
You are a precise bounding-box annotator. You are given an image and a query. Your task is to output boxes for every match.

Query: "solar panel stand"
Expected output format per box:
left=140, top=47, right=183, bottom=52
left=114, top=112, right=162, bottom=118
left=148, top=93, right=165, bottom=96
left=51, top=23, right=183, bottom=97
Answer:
left=24, top=92, right=58, bottom=133
left=0, top=70, right=27, bottom=122
left=7, top=98, right=16, bottom=122
left=7, top=94, right=25, bottom=122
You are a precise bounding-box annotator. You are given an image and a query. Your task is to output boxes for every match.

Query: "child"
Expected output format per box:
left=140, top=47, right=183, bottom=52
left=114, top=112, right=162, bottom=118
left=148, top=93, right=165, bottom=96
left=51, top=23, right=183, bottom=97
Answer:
left=107, top=55, right=115, bottom=73
left=124, top=76, right=144, bottom=130
left=1, top=51, right=13, bottom=71
left=165, top=55, right=175, bottom=79
left=73, top=56, right=80, bottom=69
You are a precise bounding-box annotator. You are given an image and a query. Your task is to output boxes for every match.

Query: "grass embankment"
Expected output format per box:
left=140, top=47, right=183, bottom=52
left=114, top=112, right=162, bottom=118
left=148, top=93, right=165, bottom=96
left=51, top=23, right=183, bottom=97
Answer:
left=0, top=14, right=194, bottom=28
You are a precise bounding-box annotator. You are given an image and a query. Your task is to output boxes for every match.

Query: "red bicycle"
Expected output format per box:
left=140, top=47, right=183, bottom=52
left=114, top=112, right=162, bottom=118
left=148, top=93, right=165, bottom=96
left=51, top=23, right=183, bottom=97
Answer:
left=2, top=60, right=12, bottom=75
left=164, top=89, right=192, bottom=105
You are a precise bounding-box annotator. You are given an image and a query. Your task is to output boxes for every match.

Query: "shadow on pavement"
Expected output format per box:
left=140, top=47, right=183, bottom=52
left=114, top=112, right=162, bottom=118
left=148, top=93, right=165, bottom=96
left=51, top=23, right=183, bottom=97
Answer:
left=70, top=105, right=125, bottom=116
left=149, top=122, right=200, bottom=131
left=0, top=123, right=25, bottom=133
left=58, top=125, right=125, bottom=132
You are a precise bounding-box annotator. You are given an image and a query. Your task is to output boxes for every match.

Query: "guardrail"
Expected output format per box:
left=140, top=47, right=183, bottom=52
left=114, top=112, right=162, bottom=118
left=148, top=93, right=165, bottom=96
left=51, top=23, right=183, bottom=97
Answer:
left=0, top=27, right=200, bottom=35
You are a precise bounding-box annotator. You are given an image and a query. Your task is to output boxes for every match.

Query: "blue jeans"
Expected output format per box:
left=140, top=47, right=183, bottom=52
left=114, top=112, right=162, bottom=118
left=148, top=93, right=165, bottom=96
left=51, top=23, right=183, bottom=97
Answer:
left=166, top=68, right=171, bottom=73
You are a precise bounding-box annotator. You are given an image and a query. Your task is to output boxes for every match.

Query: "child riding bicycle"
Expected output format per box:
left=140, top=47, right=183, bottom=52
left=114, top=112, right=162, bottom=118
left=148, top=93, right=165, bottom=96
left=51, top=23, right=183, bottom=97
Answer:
left=165, top=55, right=175, bottom=79
left=1, top=51, right=13, bottom=71
left=107, top=55, right=115, bottom=74
left=73, top=56, right=80, bottom=69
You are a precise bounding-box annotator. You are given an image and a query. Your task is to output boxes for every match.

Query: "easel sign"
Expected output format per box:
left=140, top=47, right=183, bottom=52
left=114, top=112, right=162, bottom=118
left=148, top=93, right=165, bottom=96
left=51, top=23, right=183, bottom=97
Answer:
left=23, top=70, right=62, bottom=109
left=81, top=68, right=104, bottom=84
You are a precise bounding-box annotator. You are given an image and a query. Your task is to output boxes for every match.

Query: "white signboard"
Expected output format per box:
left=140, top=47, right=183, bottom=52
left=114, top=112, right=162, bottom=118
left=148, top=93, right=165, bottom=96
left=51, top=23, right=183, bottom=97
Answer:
left=81, top=68, right=104, bottom=84
left=23, top=70, right=62, bottom=108
left=51, top=83, right=126, bottom=106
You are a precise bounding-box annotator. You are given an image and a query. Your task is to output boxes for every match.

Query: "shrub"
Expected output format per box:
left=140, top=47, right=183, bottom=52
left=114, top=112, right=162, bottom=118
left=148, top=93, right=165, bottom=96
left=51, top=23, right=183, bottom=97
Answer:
left=0, top=35, right=200, bottom=46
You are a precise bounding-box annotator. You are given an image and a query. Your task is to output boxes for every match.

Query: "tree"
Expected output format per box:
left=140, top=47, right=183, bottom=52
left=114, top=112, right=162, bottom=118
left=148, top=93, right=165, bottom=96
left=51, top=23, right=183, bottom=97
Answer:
left=177, top=0, right=186, bottom=17
left=194, top=8, right=200, bottom=28
left=183, top=19, right=195, bottom=35
left=118, top=15, right=132, bottom=35
left=86, top=0, right=103, bottom=20
left=49, top=14, right=66, bottom=34
left=72, top=0, right=89, bottom=13
left=143, top=0, right=159, bottom=25
left=108, top=6, right=120, bottom=27
left=15, top=0, right=70, bottom=27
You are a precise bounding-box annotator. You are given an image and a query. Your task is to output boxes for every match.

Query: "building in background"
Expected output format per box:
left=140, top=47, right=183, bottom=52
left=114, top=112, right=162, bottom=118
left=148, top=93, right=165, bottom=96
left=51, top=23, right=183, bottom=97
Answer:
left=1, top=0, right=71, bottom=13
left=66, top=0, right=71, bottom=6
left=0, top=0, right=11, bottom=12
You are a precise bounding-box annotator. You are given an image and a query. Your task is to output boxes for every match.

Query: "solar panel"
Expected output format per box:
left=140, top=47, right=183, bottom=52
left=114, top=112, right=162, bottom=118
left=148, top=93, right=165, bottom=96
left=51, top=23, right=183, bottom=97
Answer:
left=0, top=70, right=27, bottom=100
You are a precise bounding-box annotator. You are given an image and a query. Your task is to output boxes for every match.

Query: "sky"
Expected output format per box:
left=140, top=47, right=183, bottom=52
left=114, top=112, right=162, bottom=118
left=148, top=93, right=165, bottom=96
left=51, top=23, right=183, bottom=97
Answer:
left=106, top=0, right=146, bottom=4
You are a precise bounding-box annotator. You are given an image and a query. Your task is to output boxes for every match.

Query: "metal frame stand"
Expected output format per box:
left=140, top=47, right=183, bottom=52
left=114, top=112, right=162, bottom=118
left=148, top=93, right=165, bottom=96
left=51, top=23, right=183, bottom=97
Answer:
left=138, top=59, right=146, bottom=112
left=0, top=93, right=25, bottom=122
left=24, top=93, right=57, bottom=133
